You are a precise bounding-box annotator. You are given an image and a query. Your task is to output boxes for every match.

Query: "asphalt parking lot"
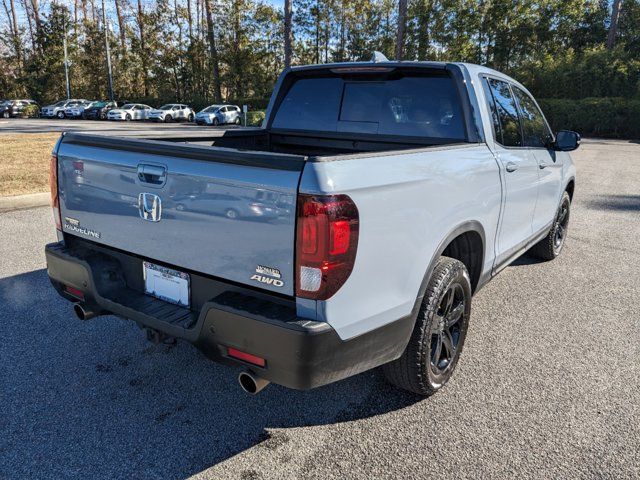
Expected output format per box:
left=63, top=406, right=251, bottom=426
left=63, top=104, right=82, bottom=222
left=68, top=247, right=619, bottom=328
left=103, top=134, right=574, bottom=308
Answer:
left=0, top=117, right=242, bottom=135
left=1, top=139, right=638, bottom=479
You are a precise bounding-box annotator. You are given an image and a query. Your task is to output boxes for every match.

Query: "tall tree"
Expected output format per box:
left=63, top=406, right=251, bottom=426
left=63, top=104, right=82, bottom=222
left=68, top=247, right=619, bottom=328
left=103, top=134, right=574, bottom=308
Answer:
left=284, top=0, right=293, bottom=67
left=607, top=0, right=622, bottom=48
left=204, top=0, right=222, bottom=101
left=395, top=0, right=407, bottom=59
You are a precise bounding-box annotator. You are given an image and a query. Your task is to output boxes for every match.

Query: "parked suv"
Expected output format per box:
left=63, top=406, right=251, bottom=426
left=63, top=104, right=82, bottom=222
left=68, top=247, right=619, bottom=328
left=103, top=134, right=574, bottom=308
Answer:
left=84, top=101, right=121, bottom=120
left=64, top=100, right=95, bottom=119
left=148, top=104, right=195, bottom=123
left=195, top=104, right=241, bottom=125
left=46, top=59, right=579, bottom=396
left=41, top=99, right=88, bottom=119
left=0, top=99, right=39, bottom=118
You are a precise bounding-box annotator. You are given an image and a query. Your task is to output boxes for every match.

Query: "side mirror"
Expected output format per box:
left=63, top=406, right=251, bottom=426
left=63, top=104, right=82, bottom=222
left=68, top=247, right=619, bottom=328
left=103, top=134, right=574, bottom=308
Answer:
left=554, top=130, right=581, bottom=151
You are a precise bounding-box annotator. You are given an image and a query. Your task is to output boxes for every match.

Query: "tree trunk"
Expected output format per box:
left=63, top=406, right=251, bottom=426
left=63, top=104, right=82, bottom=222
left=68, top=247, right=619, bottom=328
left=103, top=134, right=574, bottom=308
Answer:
left=186, top=0, right=193, bottom=40
left=114, top=0, right=126, bottom=51
left=3, top=0, right=23, bottom=68
left=395, top=0, right=408, bottom=60
left=606, top=0, right=622, bottom=49
left=284, top=0, right=293, bottom=68
left=416, top=0, right=432, bottom=60
left=204, top=0, right=222, bottom=102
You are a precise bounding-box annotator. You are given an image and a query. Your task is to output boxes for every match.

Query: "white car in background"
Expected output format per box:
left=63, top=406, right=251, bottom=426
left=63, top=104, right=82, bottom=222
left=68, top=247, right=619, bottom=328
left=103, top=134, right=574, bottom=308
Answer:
left=107, top=103, right=153, bottom=121
left=64, top=100, right=95, bottom=119
left=41, top=99, right=88, bottom=118
left=195, top=104, right=242, bottom=126
left=148, top=104, right=195, bottom=123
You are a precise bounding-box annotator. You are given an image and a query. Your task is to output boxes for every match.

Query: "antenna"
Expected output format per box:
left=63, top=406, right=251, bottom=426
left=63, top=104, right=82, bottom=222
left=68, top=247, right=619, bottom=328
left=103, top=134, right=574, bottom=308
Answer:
left=371, top=51, right=389, bottom=63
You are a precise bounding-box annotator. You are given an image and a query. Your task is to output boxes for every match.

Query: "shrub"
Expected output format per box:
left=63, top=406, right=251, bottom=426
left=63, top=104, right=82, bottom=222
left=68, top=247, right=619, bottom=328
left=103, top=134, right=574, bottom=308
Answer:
left=245, top=110, right=266, bottom=127
left=21, top=104, right=41, bottom=118
left=538, top=97, right=640, bottom=139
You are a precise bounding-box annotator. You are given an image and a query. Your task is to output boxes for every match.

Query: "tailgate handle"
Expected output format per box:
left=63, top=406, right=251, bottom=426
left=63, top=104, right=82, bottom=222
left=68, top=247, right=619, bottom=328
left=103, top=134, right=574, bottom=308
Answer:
left=137, top=164, right=166, bottom=186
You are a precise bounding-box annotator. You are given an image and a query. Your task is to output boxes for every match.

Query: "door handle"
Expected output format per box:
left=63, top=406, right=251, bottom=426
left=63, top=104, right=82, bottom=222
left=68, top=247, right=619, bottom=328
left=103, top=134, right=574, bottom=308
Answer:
left=505, top=162, right=518, bottom=173
left=137, top=164, right=167, bottom=186
left=539, top=162, right=548, bottom=169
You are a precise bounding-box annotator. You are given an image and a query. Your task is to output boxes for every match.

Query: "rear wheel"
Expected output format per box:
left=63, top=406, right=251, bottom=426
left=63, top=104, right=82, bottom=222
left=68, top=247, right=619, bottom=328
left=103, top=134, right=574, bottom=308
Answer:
left=529, top=191, right=571, bottom=260
left=225, top=208, right=239, bottom=219
left=57, top=111, right=65, bottom=119
left=383, top=256, right=472, bottom=396
left=125, top=114, right=131, bottom=121
left=235, top=117, right=241, bottom=125
left=2, top=111, right=9, bottom=119
left=188, top=113, right=194, bottom=122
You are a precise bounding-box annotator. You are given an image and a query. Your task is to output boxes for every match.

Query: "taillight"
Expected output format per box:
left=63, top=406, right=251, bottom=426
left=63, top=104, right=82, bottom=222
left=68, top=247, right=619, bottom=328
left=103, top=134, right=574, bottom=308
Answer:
left=50, top=154, right=62, bottom=231
left=295, top=194, right=359, bottom=300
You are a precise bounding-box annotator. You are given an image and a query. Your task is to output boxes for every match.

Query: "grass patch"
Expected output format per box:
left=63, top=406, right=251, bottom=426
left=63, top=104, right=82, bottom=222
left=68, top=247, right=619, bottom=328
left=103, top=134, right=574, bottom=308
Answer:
left=0, top=133, right=59, bottom=197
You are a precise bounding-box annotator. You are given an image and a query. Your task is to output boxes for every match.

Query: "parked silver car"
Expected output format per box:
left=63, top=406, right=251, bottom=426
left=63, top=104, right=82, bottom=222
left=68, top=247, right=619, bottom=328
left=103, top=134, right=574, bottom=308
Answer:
left=64, top=100, right=96, bottom=119
left=107, top=103, right=153, bottom=121
left=148, top=104, right=195, bottom=123
left=41, top=99, right=88, bottom=118
left=195, top=104, right=241, bottom=126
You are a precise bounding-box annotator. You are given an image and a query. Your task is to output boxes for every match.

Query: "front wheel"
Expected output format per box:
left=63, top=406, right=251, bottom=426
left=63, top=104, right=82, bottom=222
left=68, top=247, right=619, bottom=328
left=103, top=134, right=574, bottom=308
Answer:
left=234, top=117, right=241, bottom=125
left=57, top=111, right=65, bottom=119
left=2, top=111, right=9, bottom=119
left=529, top=191, right=571, bottom=260
left=212, top=117, right=219, bottom=126
left=164, top=115, right=172, bottom=123
left=188, top=113, right=194, bottom=122
left=383, top=256, right=472, bottom=396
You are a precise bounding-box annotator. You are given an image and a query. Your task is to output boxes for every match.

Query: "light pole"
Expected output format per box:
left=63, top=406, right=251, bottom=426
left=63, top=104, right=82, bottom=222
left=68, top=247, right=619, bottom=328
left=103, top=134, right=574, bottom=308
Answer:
left=63, top=15, right=71, bottom=99
left=102, top=0, right=115, bottom=101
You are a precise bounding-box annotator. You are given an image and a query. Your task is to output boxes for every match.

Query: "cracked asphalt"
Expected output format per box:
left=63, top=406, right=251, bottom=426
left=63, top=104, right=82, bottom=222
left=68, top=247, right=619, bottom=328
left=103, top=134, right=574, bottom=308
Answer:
left=1, top=139, right=638, bottom=479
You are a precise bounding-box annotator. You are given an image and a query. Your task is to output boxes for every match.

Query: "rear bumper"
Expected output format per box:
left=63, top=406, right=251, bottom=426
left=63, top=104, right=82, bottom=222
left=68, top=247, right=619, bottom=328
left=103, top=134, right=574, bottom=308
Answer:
left=45, top=239, right=412, bottom=390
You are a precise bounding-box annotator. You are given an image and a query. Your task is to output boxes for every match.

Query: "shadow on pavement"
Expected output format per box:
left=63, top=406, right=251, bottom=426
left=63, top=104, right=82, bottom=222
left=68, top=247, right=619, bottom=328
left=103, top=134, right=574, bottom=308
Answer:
left=0, top=268, right=421, bottom=479
left=586, top=194, right=640, bottom=212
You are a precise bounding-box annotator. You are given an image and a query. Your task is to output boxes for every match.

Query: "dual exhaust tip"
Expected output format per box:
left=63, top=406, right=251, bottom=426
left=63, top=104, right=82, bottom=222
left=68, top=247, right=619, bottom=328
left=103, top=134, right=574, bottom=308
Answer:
left=72, top=303, right=270, bottom=395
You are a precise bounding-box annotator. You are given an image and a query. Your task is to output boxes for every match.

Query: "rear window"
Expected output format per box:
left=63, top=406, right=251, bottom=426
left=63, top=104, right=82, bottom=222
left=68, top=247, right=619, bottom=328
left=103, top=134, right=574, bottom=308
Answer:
left=272, top=74, right=466, bottom=140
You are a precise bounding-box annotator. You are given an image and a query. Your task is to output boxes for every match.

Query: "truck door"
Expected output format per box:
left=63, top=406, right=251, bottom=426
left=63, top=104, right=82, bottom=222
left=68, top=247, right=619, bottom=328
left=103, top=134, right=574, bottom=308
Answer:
left=511, top=86, right=563, bottom=234
left=482, top=77, right=540, bottom=266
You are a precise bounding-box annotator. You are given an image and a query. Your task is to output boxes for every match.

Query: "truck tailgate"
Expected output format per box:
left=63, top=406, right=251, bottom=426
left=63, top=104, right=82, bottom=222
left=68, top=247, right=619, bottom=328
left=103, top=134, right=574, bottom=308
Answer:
left=56, top=133, right=305, bottom=296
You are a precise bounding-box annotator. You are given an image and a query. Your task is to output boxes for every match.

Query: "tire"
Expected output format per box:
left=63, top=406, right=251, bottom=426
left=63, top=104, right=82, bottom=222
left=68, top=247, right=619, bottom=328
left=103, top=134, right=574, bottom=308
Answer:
left=176, top=203, right=186, bottom=212
left=125, top=114, right=131, bottom=121
left=100, top=112, right=106, bottom=120
left=529, top=191, right=571, bottom=261
left=225, top=208, right=239, bottom=219
left=188, top=113, right=194, bottom=122
left=383, top=256, right=472, bottom=396
left=57, top=111, right=65, bottom=119
left=2, top=111, right=9, bottom=119
left=212, top=117, right=219, bottom=126
left=164, top=115, right=172, bottom=123
left=234, top=117, right=241, bottom=125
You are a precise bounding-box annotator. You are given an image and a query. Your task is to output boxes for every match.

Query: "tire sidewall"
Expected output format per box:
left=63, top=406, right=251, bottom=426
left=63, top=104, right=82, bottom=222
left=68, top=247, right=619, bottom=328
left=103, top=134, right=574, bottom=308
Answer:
left=423, top=261, right=472, bottom=390
left=551, top=192, right=571, bottom=256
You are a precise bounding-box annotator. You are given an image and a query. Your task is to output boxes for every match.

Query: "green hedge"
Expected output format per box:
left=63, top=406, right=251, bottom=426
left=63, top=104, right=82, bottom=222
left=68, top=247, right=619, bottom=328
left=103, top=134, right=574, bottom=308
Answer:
left=538, top=97, right=640, bottom=139
left=246, top=110, right=265, bottom=127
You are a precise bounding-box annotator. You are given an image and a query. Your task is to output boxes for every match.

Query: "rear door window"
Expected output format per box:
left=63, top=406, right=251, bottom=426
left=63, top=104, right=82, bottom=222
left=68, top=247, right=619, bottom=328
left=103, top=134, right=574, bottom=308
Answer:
left=272, top=74, right=466, bottom=140
left=484, top=78, right=523, bottom=147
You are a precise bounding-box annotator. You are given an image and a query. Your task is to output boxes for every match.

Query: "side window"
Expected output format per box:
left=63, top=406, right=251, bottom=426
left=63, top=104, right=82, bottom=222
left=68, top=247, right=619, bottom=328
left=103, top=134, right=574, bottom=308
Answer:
left=512, top=87, right=552, bottom=148
left=485, top=78, right=523, bottom=147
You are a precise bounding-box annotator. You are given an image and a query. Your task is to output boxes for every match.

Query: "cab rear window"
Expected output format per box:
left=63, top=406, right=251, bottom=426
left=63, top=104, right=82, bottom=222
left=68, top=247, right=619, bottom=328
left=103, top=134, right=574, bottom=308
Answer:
left=272, top=73, right=466, bottom=140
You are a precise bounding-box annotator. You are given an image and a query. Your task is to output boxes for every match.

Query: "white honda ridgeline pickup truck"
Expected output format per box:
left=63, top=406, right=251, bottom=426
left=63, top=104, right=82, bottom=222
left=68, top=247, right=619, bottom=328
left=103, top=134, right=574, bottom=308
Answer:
left=46, top=59, right=578, bottom=396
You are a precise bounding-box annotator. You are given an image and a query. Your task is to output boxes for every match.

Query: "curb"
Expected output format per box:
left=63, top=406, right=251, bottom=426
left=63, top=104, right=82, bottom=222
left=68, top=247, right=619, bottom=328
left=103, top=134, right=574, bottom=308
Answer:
left=0, top=192, right=50, bottom=213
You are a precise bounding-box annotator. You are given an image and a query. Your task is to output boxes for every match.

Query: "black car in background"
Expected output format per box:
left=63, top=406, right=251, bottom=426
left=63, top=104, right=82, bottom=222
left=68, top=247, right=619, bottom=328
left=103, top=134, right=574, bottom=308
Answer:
left=0, top=99, right=39, bottom=118
left=83, top=101, right=121, bottom=120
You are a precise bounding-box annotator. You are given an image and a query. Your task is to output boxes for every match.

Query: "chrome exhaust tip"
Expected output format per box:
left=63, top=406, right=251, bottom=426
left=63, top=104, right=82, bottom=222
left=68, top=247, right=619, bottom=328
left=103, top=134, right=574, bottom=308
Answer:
left=238, top=371, right=270, bottom=395
left=73, top=303, right=98, bottom=321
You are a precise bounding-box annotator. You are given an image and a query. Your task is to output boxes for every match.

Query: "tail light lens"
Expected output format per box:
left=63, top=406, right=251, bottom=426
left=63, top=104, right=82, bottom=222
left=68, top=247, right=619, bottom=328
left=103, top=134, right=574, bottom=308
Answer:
left=296, top=194, right=359, bottom=300
left=50, top=154, right=62, bottom=231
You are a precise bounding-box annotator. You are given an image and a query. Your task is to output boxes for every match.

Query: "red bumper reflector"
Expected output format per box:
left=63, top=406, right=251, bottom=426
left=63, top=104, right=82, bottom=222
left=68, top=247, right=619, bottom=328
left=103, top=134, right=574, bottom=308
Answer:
left=64, top=285, right=85, bottom=300
left=227, top=347, right=266, bottom=367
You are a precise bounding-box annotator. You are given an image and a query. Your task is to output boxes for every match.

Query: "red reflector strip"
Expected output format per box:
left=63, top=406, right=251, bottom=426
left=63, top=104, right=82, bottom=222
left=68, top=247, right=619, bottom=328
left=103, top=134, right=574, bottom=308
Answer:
left=227, top=347, right=266, bottom=367
left=64, top=285, right=85, bottom=300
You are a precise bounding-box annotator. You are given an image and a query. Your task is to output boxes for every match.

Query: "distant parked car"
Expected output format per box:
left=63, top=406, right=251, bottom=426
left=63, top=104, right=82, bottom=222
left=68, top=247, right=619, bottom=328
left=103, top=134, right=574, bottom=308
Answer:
left=107, top=103, right=152, bottom=121
left=41, top=99, right=88, bottom=119
left=0, top=99, right=39, bottom=118
left=195, top=104, right=241, bottom=126
left=148, top=104, right=195, bottom=123
left=64, top=100, right=95, bottom=119
left=83, top=101, right=121, bottom=120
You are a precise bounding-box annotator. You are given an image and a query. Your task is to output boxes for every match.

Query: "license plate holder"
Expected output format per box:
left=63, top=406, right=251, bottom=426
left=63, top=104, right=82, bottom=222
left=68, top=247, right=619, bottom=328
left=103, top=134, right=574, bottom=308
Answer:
left=143, top=261, right=190, bottom=308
